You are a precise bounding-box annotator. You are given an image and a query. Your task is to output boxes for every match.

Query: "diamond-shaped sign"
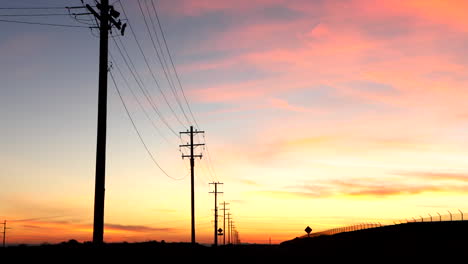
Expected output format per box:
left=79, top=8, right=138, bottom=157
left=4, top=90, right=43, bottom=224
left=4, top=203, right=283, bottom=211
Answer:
left=305, top=226, right=312, bottom=235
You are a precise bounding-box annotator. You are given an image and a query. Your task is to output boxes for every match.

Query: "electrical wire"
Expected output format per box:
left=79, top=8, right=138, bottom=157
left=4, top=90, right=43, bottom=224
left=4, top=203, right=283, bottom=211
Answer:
left=141, top=0, right=192, bottom=126
left=0, top=18, right=89, bottom=28
left=0, top=13, right=73, bottom=17
left=203, top=135, right=220, bottom=182
left=0, top=7, right=70, bottom=10
left=152, top=0, right=221, bottom=183
left=151, top=0, right=200, bottom=129
left=136, top=0, right=189, bottom=127
left=111, top=36, right=180, bottom=137
left=117, top=0, right=189, bottom=130
left=109, top=52, right=175, bottom=146
left=109, top=69, right=186, bottom=181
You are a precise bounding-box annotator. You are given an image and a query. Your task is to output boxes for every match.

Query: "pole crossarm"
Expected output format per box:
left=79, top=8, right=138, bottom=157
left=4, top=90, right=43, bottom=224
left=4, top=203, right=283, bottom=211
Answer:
left=179, top=143, right=205, bottom=147
left=180, top=130, right=205, bottom=134
left=182, top=154, right=202, bottom=158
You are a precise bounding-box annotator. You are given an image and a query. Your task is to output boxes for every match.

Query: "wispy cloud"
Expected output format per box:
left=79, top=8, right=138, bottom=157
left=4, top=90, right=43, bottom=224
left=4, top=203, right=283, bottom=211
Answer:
left=259, top=176, right=468, bottom=199
left=240, top=179, right=261, bottom=186
left=394, top=171, right=468, bottom=182
left=105, top=224, right=176, bottom=233
left=268, top=98, right=321, bottom=113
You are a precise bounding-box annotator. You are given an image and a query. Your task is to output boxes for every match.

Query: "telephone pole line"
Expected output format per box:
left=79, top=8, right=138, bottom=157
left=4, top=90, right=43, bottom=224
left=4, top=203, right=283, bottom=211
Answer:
left=87, top=0, right=125, bottom=244
left=209, top=182, right=223, bottom=246
left=180, top=125, right=204, bottom=244
left=220, top=201, right=230, bottom=245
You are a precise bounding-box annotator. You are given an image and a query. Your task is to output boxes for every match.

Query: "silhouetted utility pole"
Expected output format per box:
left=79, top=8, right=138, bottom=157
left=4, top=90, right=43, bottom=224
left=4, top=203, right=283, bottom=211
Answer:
left=2, top=220, right=6, bottom=247
left=230, top=220, right=234, bottom=244
left=87, top=0, right=125, bottom=244
left=180, top=126, right=204, bottom=244
left=209, top=182, right=223, bottom=246
left=220, top=201, right=229, bottom=245
left=226, top=212, right=231, bottom=244
left=232, top=225, right=236, bottom=244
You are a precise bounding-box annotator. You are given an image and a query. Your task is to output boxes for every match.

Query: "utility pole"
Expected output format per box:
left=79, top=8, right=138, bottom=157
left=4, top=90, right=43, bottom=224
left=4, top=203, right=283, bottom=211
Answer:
left=220, top=201, right=230, bottom=245
left=232, top=225, right=236, bottom=244
left=230, top=220, right=234, bottom=244
left=180, top=125, right=205, bottom=244
left=2, top=220, right=6, bottom=247
left=87, top=0, right=125, bottom=244
left=226, top=213, right=231, bottom=244
left=209, top=182, right=223, bottom=246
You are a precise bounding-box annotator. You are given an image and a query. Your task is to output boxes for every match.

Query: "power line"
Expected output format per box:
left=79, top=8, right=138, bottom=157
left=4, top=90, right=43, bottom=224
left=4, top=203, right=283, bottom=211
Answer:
left=0, top=18, right=89, bottom=28
left=151, top=0, right=199, bottom=129
left=150, top=0, right=220, bottom=183
left=111, top=36, right=180, bottom=137
left=0, top=13, right=74, bottom=17
left=109, top=52, right=175, bottom=146
left=205, top=144, right=219, bottom=182
left=142, top=0, right=192, bottom=126
left=111, top=53, right=192, bottom=177
left=109, top=69, right=186, bottom=181
left=117, top=0, right=188, bottom=130
left=0, top=7, right=69, bottom=10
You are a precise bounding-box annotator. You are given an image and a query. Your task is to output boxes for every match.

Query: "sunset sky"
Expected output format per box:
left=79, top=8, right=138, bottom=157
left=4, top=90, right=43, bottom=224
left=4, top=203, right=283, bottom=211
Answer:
left=2, top=0, right=468, bottom=245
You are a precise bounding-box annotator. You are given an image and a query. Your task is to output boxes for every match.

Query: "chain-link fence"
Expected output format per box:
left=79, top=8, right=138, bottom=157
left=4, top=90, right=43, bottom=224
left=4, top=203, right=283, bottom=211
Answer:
left=303, top=210, right=466, bottom=238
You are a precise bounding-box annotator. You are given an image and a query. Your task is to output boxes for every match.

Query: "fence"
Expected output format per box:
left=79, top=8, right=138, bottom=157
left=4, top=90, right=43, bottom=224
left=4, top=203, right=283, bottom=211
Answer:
left=303, top=210, right=466, bottom=238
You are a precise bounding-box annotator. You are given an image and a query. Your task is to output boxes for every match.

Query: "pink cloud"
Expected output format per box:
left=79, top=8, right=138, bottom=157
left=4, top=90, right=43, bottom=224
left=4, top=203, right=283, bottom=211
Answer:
left=395, top=171, right=468, bottom=182
left=268, top=98, right=319, bottom=113
left=261, top=177, right=468, bottom=199
left=159, top=0, right=289, bottom=16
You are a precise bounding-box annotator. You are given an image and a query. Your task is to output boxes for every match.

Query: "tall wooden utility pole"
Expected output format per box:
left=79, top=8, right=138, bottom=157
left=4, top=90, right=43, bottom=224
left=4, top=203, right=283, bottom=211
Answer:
left=180, top=126, right=204, bottom=244
left=87, top=0, right=125, bottom=244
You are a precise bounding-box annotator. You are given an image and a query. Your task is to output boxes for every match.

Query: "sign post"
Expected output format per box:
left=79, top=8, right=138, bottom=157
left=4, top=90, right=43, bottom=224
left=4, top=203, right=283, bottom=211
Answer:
left=305, top=226, right=312, bottom=237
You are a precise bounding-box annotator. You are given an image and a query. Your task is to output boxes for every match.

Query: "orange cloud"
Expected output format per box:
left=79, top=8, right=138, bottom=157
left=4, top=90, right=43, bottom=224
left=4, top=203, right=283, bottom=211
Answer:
left=6, top=219, right=177, bottom=244
left=240, top=179, right=261, bottom=186
left=268, top=98, right=320, bottom=113
left=260, top=176, right=468, bottom=199
left=395, top=171, right=468, bottom=182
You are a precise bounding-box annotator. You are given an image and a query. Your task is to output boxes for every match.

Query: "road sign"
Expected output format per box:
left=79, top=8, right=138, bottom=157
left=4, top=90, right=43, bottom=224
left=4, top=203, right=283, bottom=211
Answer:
left=305, top=226, right=312, bottom=237
left=218, top=228, right=223, bottom=235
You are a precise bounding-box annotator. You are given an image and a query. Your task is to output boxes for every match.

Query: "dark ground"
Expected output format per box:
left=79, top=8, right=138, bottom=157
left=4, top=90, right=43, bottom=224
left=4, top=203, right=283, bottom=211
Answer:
left=2, top=221, right=468, bottom=261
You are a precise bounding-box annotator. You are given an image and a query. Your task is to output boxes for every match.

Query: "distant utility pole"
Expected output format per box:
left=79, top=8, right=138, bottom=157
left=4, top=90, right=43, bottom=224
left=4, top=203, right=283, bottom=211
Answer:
left=87, top=0, right=125, bottom=244
left=220, top=201, right=230, bottom=245
left=230, top=220, right=234, bottom=244
left=2, top=220, right=6, bottom=247
left=180, top=125, right=205, bottom=244
left=226, top=213, right=231, bottom=244
left=209, top=182, right=223, bottom=246
left=232, top=225, right=236, bottom=244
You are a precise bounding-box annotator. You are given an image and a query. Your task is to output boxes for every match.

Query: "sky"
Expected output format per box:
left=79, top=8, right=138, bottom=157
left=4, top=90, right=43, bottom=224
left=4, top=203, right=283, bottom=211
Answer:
left=1, top=0, right=468, bottom=245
